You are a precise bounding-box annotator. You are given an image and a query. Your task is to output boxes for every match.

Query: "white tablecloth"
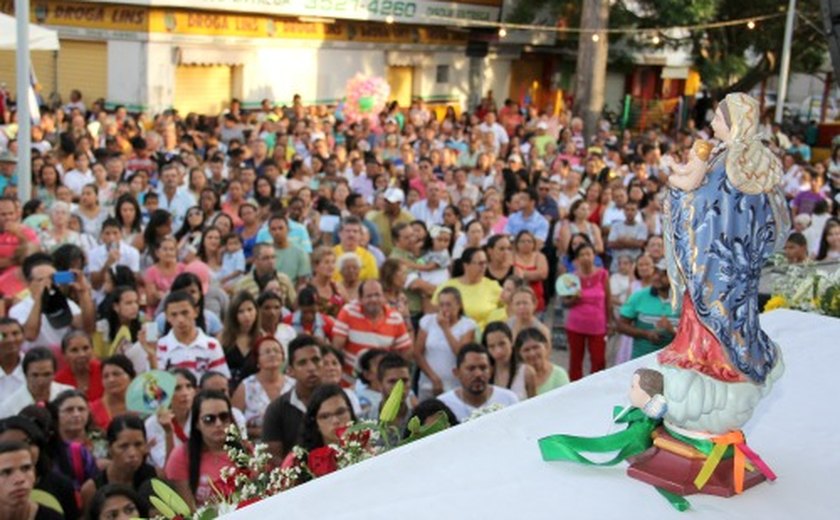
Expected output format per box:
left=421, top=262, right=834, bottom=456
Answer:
left=229, top=310, right=839, bottom=519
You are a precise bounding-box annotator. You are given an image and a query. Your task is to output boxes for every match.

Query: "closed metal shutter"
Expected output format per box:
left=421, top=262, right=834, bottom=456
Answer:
left=174, top=65, right=232, bottom=116
left=57, top=40, right=107, bottom=104
left=0, top=50, right=57, bottom=101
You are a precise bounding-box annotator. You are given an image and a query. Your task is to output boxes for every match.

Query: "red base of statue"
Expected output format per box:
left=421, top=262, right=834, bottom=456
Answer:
left=626, top=430, right=766, bottom=497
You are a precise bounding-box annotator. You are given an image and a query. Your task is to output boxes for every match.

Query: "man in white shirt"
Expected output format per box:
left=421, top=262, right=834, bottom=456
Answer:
left=9, top=253, right=85, bottom=353
left=0, top=347, right=73, bottom=418
left=87, top=218, right=141, bottom=297
left=410, top=180, right=445, bottom=227
left=157, top=163, right=194, bottom=229
left=438, top=344, right=519, bottom=423
left=0, top=318, right=25, bottom=399
left=62, top=152, right=95, bottom=197
left=477, top=112, right=509, bottom=156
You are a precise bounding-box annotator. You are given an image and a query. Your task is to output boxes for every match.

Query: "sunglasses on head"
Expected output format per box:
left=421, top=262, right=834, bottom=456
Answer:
left=200, top=411, right=232, bottom=425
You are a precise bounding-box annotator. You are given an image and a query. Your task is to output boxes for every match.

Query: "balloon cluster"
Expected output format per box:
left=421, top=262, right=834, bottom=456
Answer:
left=343, top=74, right=390, bottom=125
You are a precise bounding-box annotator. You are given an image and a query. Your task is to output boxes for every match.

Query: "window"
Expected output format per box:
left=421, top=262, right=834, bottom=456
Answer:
left=435, top=65, right=450, bottom=84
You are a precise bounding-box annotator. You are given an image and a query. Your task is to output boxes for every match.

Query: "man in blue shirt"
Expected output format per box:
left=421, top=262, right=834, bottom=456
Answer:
left=256, top=203, right=313, bottom=254
left=0, top=151, right=18, bottom=196
left=536, top=177, right=559, bottom=222
left=504, top=188, right=550, bottom=247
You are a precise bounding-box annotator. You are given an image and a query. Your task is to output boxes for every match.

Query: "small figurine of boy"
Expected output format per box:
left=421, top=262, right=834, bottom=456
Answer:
left=629, top=368, right=667, bottom=420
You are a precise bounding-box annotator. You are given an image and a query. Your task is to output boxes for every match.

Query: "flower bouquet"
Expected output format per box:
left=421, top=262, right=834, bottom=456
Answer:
left=148, top=381, right=451, bottom=518
left=764, top=258, right=840, bottom=317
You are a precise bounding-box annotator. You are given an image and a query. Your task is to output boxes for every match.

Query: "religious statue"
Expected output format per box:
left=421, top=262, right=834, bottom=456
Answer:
left=538, top=94, right=786, bottom=506
left=627, top=92, right=789, bottom=496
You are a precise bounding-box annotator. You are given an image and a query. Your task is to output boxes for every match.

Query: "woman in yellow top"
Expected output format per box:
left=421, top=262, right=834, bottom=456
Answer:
left=433, top=247, right=502, bottom=330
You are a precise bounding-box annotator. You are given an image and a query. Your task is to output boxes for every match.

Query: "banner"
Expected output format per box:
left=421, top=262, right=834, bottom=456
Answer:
left=75, top=0, right=501, bottom=26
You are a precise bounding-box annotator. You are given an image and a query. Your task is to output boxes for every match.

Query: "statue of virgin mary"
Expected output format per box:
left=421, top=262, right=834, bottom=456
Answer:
left=657, top=93, right=791, bottom=435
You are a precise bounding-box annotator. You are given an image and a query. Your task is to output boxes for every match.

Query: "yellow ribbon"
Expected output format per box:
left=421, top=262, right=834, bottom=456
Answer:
left=693, top=430, right=746, bottom=493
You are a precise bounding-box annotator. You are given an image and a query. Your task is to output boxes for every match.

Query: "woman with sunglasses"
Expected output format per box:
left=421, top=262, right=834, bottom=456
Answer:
left=165, top=390, right=233, bottom=510
left=80, top=415, right=158, bottom=509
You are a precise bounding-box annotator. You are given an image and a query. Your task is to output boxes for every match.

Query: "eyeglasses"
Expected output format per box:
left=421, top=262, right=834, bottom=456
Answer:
left=200, top=412, right=232, bottom=425
left=316, top=407, right=350, bottom=422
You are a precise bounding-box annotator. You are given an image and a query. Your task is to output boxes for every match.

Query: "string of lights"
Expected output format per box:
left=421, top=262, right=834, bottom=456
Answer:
left=426, top=11, right=785, bottom=40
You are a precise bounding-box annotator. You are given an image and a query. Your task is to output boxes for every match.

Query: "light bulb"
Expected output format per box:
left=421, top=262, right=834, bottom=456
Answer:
left=652, top=35, right=661, bottom=45
left=385, top=15, right=394, bottom=24
left=499, top=27, right=507, bottom=38
left=591, top=33, right=600, bottom=42
left=747, top=20, right=756, bottom=30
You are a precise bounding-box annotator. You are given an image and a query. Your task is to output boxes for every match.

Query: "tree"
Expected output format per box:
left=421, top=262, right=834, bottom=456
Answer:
left=508, top=0, right=826, bottom=100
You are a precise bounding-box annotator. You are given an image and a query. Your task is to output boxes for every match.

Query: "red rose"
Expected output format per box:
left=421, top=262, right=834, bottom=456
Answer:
left=335, top=426, right=348, bottom=444
left=307, top=447, right=338, bottom=477
left=337, top=426, right=371, bottom=448
left=236, top=497, right=262, bottom=510
left=213, top=476, right=236, bottom=497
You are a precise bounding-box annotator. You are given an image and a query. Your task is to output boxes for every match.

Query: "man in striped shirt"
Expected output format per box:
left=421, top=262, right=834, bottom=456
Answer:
left=156, top=290, right=230, bottom=380
left=332, top=280, right=411, bottom=386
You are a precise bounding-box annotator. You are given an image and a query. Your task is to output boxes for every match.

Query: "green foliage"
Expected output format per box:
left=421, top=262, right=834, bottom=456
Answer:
left=400, top=411, right=451, bottom=446
left=150, top=478, right=192, bottom=519
left=379, top=379, right=404, bottom=424
left=506, top=0, right=827, bottom=96
left=819, top=284, right=840, bottom=317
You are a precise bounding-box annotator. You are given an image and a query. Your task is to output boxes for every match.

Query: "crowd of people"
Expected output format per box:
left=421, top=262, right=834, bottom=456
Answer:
left=0, top=86, right=837, bottom=519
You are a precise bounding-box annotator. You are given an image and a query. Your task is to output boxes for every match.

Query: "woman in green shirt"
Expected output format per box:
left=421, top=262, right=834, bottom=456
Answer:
left=515, top=327, right=570, bottom=395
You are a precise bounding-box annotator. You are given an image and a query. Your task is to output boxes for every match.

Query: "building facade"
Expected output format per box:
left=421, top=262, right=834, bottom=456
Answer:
left=0, top=0, right=513, bottom=115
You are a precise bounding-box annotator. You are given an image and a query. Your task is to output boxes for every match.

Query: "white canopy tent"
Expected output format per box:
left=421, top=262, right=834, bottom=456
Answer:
left=0, top=3, right=60, bottom=202
left=0, top=12, right=60, bottom=51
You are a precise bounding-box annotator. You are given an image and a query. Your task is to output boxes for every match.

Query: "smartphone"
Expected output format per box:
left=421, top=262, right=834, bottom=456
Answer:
left=52, top=271, right=76, bottom=285
left=144, top=321, right=159, bottom=343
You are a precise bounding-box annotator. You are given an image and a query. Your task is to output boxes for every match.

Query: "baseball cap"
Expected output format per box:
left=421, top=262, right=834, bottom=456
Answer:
left=537, top=121, right=548, bottom=130
left=384, top=187, right=405, bottom=204
left=0, top=150, right=18, bottom=163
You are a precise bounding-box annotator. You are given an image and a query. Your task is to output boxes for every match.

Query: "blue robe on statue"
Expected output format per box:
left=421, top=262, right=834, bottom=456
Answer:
left=663, top=148, right=790, bottom=384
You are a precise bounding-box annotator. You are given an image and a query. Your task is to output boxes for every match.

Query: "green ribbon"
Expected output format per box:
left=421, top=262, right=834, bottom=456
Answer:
left=656, top=487, right=691, bottom=512
left=538, top=407, right=692, bottom=512
left=538, top=407, right=659, bottom=466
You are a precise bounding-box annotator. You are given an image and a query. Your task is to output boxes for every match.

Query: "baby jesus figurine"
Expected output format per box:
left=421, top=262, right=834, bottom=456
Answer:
left=663, top=140, right=714, bottom=192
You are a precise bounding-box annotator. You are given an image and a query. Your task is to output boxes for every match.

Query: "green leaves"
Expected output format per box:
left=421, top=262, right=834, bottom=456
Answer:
left=400, top=411, right=451, bottom=446
left=150, top=478, right=191, bottom=519
left=379, top=379, right=404, bottom=424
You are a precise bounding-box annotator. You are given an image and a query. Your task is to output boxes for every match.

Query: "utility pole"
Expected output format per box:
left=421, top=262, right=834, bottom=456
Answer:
left=15, top=0, right=32, bottom=201
left=573, top=0, right=610, bottom=143
left=775, top=0, right=796, bottom=123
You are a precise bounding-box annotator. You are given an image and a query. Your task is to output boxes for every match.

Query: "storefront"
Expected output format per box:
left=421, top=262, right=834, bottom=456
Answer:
left=0, top=0, right=505, bottom=115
